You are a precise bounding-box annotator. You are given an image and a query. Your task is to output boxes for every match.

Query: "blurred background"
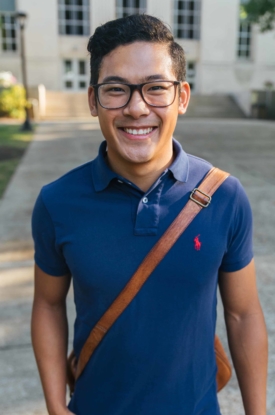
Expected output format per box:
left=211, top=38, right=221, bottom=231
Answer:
left=0, top=1, right=274, bottom=414
left=0, top=0, right=275, bottom=121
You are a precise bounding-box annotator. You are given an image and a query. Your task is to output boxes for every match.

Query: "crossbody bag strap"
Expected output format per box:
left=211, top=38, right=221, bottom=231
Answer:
left=76, top=167, right=230, bottom=379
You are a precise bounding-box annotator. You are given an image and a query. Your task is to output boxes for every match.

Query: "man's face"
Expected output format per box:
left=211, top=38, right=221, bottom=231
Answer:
left=88, top=42, right=190, bottom=169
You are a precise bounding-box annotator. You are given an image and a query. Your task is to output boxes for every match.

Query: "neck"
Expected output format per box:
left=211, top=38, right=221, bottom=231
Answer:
left=106, top=147, right=174, bottom=192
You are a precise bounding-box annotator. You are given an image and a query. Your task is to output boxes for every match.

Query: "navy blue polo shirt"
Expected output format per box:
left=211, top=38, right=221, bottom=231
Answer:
left=32, top=139, right=253, bottom=415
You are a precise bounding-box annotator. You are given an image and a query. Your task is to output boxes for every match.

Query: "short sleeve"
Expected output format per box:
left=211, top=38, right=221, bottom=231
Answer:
left=220, top=180, right=254, bottom=272
left=32, top=190, right=71, bottom=276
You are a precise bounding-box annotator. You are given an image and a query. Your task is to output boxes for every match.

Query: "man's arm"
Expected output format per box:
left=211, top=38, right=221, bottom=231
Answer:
left=31, top=264, right=75, bottom=415
left=219, top=259, right=268, bottom=415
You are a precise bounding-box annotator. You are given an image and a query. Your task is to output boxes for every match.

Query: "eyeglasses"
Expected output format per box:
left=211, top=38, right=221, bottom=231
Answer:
left=92, top=80, right=180, bottom=110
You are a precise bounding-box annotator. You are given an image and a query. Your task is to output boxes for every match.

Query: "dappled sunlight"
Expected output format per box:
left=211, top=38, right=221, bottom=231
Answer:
left=0, top=265, right=33, bottom=289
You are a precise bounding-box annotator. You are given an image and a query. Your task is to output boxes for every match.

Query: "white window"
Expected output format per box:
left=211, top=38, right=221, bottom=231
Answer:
left=174, top=0, right=201, bottom=40
left=237, top=21, right=251, bottom=58
left=58, top=0, right=90, bottom=36
left=63, top=59, right=89, bottom=90
left=186, top=62, right=196, bottom=91
left=116, top=0, right=147, bottom=18
left=238, top=0, right=251, bottom=59
left=0, top=13, right=17, bottom=52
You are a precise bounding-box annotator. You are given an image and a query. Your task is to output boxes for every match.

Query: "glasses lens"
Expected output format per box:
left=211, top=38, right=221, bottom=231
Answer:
left=142, top=81, right=176, bottom=107
left=98, top=84, right=130, bottom=109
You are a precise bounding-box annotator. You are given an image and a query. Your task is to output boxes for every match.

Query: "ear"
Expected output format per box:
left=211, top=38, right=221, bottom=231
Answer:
left=88, top=86, right=98, bottom=117
left=178, top=82, right=191, bottom=115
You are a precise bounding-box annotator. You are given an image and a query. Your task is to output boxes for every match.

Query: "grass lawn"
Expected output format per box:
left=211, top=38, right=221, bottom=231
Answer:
left=0, top=124, right=34, bottom=198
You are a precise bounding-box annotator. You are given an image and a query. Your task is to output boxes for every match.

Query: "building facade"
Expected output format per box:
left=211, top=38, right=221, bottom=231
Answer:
left=0, top=0, right=275, bottom=114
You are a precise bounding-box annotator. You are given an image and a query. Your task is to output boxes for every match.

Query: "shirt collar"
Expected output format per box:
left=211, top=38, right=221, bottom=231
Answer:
left=92, top=139, right=189, bottom=192
left=92, top=141, right=118, bottom=192
left=169, top=138, right=189, bottom=183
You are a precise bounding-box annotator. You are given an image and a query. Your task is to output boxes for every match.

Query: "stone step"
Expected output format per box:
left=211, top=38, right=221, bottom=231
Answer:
left=44, top=91, right=90, bottom=118
left=43, top=92, right=245, bottom=119
left=185, top=94, right=245, bottom=118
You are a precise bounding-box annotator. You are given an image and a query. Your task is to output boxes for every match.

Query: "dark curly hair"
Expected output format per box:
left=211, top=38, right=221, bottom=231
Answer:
left=87, top=14, right=186, bottom=85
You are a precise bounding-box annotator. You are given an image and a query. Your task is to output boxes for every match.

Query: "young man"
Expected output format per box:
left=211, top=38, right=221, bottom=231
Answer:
left=31, top=15, right=267, bottom=415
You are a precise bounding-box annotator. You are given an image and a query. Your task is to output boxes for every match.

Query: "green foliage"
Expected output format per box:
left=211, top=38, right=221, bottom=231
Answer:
left=0, top=125, right=33, bottom=198
left=243, top=0, right=275, bottom=32
left=0, top=85, right=27, bottom=119
left=0, top=124, right=33, bottom=146
left=0, top=159, right=19, bottom=197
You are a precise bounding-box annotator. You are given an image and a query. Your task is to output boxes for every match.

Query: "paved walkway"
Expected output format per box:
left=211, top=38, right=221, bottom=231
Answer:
left=0, top=118, right=274, bottom=414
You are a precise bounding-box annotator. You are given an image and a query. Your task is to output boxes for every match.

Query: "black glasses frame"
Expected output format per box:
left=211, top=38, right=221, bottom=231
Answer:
left=92, top=80, right=181, bottom=110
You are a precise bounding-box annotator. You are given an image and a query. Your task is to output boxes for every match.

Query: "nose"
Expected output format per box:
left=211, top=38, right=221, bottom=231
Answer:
left=122, top=89, right=150, bottom=118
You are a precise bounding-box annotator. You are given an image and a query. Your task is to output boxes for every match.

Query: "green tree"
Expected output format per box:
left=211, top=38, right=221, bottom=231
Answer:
left=243, top=0, right=275, bottom=32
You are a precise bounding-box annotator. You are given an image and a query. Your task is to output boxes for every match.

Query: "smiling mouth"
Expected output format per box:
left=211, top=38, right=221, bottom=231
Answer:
left=120, top=127, right=156, bottom=135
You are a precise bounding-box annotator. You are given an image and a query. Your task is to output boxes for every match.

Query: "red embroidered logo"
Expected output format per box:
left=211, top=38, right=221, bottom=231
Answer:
left=194, top=235, right=201, bottom=251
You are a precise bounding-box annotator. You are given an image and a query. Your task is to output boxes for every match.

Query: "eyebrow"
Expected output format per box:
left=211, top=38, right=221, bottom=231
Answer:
left=101, top=74, right=167, bottom=83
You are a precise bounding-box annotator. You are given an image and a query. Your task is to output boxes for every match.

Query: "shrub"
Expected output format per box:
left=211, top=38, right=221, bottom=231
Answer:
left=0, top=85, right=27, bottom=119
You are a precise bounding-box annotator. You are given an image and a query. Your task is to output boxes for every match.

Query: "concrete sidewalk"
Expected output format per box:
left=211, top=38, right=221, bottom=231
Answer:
left=0, top=119, right=274, bottom=414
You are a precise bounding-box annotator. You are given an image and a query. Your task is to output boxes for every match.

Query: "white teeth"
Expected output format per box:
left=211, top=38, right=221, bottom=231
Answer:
left=123, top=127, right=154, bottom=135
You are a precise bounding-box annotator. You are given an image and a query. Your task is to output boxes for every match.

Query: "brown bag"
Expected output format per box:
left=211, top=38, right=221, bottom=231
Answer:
left=215, top=336, right=232, bottom=391
left=67, top=335, right=231, bottom=395
left=67, top=167, right=232, bottom=395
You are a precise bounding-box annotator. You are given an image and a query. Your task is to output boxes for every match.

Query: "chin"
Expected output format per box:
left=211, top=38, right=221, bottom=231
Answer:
left=123, top=150, right=153, bottom=164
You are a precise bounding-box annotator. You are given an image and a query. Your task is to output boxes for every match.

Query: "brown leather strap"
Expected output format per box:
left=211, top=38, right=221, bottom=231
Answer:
left=76, top=167, right=230, bottom=379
